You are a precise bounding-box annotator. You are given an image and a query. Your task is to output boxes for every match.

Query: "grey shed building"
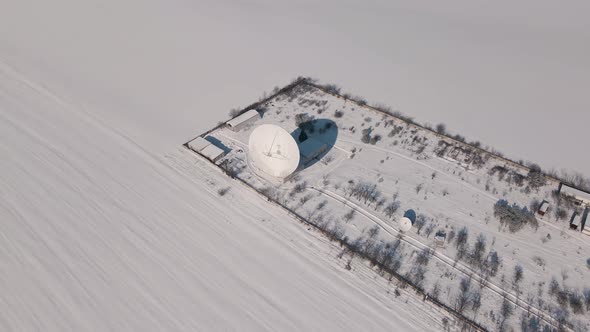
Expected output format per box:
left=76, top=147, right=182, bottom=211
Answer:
left=226, top=109, right=260, bottom=132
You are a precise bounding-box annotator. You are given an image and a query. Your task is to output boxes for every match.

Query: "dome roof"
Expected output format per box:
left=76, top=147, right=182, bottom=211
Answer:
left=398, top=217, right=412, bottom=232
left=248, top=124, right=300, bottom=178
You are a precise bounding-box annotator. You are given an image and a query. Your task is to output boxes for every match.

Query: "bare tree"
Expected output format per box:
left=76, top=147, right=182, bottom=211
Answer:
left=569, top=290, right=584, bottom=314
left=384, top=200, right=401, bottom=218
left=415, top=248, right=432, bottom=266
left=548, top=277, right=560, bottom=296
left=407, top=265, right=427, bottom=289
left=583, top=288, right=590, bottom=311
left=499, top=295, right=514, bottom=331
left=436, top=123, right=447, bottom=135
left=415, top=215, right=427, bottom=235
left=487, top=250, right=501, bottom=277
left=415, top=183, right=424, bottom=194
left=431, top=281, right=441, bottom=300
left=455, top=277, right=473, bottom=313
left=367, top=225, right=380, bottom=239
left=527, top=165, right=547, bottom=189
left=520, top=314, right=541, bottom=332
left=470, top=233, right=487, bottom=266
left=554, top=207, right=567, bottom=221
left=513, top=265, right=524, bottom=289
left=343, top=209, right=355, bottom=223
left=471, top=290, right=482, bottom=317
left=424, top=223, right=436, bottom=238
left=455, top=226, right=469, bottom=260
left=299, top=193, right=312, bottom=207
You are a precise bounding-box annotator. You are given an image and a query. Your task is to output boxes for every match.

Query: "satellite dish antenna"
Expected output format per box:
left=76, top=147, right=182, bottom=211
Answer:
left=398, top=217, right=412, bottom=232
left=248, top=124, right=300, bottom=178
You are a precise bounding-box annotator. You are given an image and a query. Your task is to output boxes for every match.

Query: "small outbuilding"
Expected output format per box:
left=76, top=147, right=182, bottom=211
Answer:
left=538, top=200, right=550, bottom=216
left=299, top=138, right=327, bottom=164
left=226, top=109, right=260, bottom=132
left=570, top=211, right=581, bottom=230
left=434, top=231, right=446, bottom=247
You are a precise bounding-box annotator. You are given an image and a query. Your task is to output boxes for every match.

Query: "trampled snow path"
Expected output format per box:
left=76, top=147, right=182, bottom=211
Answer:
left=0, top=54, right=447, bottom=331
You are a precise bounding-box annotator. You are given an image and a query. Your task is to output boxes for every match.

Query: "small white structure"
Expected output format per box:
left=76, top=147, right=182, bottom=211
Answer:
left=398, top=217, right=412, bottom=232
left=248, top=124, right=300, bottom=179
left=538, top=201, right=550, bottom=216
left=200, top=144, right=226, bottom=162
left=188, top=136, right=212, bottom=152
left=434, top=231, right=446, bottom=247
left=299, top=138, right=328, bottom=164
left=226, top=109, right=260, bottom=132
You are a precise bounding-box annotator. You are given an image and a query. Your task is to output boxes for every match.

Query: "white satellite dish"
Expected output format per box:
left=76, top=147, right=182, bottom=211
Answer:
left=398, top=217, right=413, bottom=232
left=248, top=124, right=300, bottom=179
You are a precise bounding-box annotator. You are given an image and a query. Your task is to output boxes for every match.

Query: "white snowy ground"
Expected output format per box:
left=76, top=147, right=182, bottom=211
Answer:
left=0, top=65, right=448, bottom=330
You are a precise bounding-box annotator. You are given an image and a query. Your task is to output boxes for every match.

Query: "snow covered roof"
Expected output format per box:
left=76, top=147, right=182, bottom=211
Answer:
left=539, top=201, right=549, bottom=213
left=560, top=183, right=590, bottom=204
left=226, top=109, right=259, bottom=128
left=571, top=213, right=581, bottom=226
left=200, top=144, right=225, bottom=161
left=188, top=136, right=211, bottom=152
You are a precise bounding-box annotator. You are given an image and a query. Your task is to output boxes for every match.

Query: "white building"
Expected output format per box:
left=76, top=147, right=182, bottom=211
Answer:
left=226, top=109, right=260, bottom=132
left=559, top=183, right=590, bottom=206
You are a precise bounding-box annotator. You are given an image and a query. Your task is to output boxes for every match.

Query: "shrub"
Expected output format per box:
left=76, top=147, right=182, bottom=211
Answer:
left=370, top=134, right=381, bottom=145
left=334, top=110, right=344, bottom=118
left=435, top=123, right=447, bottom=135
left=217, top=187, right=230, bottom=196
